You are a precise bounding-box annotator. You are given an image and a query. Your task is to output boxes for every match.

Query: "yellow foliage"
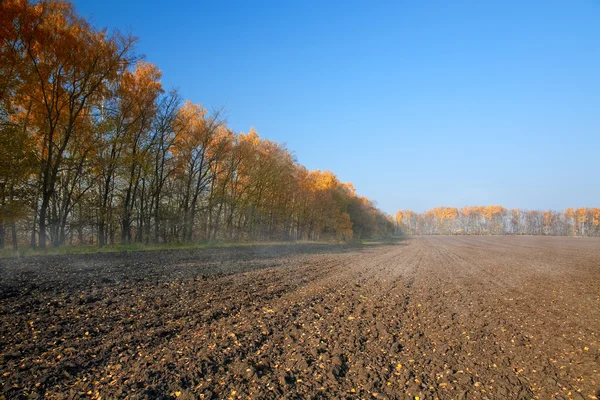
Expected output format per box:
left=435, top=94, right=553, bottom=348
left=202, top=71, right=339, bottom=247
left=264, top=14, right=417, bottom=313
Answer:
left=481, top=205, right=506, bottom=219
left=543, top=210, right=554, bottom=227
left=592, top=208, right=600, bottom=227
left=312, top=170, right=339, bottom=191
left=576, top=208, right=586, bottom=223
left=565, top=208, right=575, bottom=219
left=396, top=210, right=403, bottom=224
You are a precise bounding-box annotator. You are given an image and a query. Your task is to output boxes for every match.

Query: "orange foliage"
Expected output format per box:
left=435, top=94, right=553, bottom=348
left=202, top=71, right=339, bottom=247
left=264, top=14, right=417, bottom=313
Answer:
left=576, top=208, right=587, bottom=223
left=395, top=211, right=403, bottom=225
left=565, top=208, right=575, bottom=220
left=481, top=205, right=506, bottom=219
left=591, top=208, right=600, bottom=227
left=396, top=206, right=600, bottom=237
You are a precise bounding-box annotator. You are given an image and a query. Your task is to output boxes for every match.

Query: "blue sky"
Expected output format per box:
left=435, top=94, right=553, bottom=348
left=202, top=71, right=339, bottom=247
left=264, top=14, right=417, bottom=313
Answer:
left=73, top=0, right=600, bottom=214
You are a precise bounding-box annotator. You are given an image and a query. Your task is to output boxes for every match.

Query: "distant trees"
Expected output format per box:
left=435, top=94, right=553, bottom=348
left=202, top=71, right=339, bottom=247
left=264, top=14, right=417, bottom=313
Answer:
left=395, top=206, right=600, bottom=237
left=0, top=0, right=392, bottom=249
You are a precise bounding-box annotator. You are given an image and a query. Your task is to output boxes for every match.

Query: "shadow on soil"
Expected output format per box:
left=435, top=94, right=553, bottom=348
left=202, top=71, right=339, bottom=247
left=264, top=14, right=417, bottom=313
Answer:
left=361, top=235, right=411, bottom=247
left=0, top=237, right=409, bottom=298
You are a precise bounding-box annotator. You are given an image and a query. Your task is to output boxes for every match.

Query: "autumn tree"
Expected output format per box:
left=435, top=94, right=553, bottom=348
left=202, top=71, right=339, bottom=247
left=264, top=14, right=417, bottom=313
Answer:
left=396, top=206, right=599, bottom=237
left=146, top=90, right=181, bottom=243
left=5, top=0, right=136, bottom=247
left=115, top=61, right=163, bottom=243
left=0, top=121, right=36, bottom=249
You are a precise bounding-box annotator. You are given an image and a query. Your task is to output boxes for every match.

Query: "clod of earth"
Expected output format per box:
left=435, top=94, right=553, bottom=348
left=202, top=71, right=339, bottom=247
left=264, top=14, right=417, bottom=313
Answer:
left=0, top=237, right=599, bottom=399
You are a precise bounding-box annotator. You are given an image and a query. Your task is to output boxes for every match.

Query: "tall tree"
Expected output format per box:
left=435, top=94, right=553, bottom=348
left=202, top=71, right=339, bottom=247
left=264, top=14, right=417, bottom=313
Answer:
left=8, top=0, right=136, bottom=247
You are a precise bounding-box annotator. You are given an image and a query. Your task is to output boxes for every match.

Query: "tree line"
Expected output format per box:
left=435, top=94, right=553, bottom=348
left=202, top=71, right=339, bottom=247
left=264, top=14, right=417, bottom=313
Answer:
left=0, top=0, right=393, bottom=250
left=396, top=206, right=600, bottom=237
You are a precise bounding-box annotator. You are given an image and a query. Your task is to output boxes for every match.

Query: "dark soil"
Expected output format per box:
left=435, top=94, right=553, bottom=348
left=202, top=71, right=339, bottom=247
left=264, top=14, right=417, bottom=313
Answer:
left=1, top=237, right=599, bottom=399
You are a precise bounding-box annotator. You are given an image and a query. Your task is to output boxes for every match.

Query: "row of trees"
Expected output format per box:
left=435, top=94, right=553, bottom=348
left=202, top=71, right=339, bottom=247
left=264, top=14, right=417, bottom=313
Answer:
left=395, top=206, right=600, bottom=237
left=0, top=0, right=392, bottom=249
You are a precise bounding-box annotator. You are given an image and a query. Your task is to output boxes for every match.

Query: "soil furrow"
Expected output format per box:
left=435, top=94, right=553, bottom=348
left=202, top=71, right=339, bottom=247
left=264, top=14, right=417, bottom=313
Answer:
left=1, top=237, right=599, bottom=399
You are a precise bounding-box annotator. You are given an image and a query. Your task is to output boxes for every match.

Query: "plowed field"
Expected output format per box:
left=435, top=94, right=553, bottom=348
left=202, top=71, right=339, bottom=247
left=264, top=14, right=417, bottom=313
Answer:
left=1, top=237, right=599, bottom=399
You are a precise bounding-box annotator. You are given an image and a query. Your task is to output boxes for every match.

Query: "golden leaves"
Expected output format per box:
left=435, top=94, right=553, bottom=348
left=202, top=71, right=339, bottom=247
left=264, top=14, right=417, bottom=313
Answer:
left=396, top=206, right=600, bottom=236
left=396, top=211, right=404, bottom=224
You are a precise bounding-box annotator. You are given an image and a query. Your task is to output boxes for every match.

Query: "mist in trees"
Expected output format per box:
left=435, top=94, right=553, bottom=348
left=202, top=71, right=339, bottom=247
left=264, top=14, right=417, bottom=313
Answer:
left=0, top=0, right=393, bottom=250
left=396, top=207, right=600, bottom=237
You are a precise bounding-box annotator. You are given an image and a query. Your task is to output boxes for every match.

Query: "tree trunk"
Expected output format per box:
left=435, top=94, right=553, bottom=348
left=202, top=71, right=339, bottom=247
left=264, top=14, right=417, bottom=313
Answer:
left=98, top=221, right=106, bottom=247
left=11, top=222, right=18, bottom=250
left=39, top=193, right=50, bottom=248
left=30, top=204, right=38, bottom=249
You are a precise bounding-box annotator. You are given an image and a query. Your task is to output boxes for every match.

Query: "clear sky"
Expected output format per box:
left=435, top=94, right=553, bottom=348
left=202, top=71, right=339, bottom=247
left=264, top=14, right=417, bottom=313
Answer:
left=72, top=0, right=600, bottom=214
